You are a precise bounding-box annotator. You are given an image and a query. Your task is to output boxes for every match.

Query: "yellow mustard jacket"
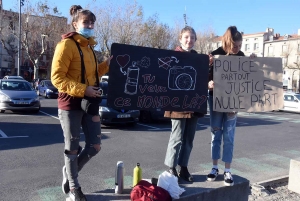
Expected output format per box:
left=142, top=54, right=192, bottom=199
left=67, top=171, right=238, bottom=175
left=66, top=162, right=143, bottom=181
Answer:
left=51, top=34, right=109, bottom=98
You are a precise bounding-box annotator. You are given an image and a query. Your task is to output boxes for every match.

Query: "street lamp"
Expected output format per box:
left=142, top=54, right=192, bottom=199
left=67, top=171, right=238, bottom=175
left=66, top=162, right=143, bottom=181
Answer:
left=17, top=0, right=24, bottom=76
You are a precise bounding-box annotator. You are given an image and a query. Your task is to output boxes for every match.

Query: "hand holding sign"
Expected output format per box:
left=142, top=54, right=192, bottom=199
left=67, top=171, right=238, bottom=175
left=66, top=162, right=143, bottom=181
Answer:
left=116, top=54, right=130, bottom=75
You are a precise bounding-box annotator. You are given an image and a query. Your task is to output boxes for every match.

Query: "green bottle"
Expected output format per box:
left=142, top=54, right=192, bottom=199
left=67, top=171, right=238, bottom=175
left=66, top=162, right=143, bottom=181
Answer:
left=133, top=163, right=142, bottom=187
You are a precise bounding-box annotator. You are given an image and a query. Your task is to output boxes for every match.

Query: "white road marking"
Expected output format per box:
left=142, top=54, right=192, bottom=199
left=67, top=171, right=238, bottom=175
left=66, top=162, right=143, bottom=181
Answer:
left=39, top=111, right=59, bottom=120
left=0, top=129, right=8, bottom=137
left=0, top=129, right=28, bottom=138
left=197, top=123, right=209, bottom=127
left=80, top=132, right=111, bottom=135
left=237, top=121, right=249, bottom=125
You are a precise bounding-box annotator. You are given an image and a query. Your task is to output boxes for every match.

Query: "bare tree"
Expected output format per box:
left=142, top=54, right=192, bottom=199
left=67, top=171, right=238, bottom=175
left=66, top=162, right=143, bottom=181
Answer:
left=194, top=27, right=216, bottom=54
left=21, top=0, right=67, bottom=79
left=92, top=1, right=116, bottom=60
left=137, top=14, right=173, bottom=50
left=111, top=0, right=143, bottom=46
left=92, top=0, right=144, bottom=61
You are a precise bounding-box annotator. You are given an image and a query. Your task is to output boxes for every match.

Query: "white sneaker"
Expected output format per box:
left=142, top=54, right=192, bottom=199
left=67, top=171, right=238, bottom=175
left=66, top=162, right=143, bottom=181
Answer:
left=68, top=187, right=87, bottom=201
left=62, top=166, right=70, bottom=194
left=207, top=168, right=219, bottom=181
left=224, top=171, right=234, bottom=186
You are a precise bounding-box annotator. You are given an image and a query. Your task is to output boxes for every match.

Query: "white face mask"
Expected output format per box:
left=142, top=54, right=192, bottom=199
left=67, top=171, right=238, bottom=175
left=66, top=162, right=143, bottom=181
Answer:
left=77, top=27, right=94, bottom=38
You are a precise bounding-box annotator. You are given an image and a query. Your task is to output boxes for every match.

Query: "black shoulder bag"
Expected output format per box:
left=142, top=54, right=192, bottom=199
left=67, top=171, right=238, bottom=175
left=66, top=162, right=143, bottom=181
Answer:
left=72, top=38, right=101, bottom=115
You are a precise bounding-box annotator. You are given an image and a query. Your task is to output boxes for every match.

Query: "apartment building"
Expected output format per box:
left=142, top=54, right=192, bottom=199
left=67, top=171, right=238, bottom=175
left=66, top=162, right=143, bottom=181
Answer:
left=264, top=31, right=300, bottom=91
left=211, top=28, right=275, bottom=57
left=0, top=7, right=19, bottom=78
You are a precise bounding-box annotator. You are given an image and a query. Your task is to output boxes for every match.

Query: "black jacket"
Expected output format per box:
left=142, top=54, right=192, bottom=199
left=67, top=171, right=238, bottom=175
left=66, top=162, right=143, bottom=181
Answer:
left=208, top=47, right=245, bottom=95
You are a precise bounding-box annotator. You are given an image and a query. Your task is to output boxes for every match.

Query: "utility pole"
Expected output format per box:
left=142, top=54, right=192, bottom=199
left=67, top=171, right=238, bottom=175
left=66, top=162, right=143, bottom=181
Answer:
left=183, top=6, right=187, bottom=26
left=17, top=0, right=24, bottom=76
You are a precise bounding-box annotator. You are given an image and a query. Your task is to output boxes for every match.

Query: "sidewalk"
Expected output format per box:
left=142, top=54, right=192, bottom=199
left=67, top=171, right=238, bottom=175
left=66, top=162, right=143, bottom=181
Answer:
left=67, top=174, right=249, bottom=201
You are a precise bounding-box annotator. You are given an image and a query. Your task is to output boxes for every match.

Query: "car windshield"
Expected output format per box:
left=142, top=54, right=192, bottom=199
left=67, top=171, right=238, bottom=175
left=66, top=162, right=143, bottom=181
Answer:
left=45, top=80, right=54, bottom=87
left=1, top=81, right=34, bottom=91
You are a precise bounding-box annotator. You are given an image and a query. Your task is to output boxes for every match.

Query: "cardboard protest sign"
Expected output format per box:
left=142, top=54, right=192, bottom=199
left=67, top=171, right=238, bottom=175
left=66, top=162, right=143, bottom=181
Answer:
left=107, top=43, right=209, bottom=113
left=213, top=55, right=283, bottom=112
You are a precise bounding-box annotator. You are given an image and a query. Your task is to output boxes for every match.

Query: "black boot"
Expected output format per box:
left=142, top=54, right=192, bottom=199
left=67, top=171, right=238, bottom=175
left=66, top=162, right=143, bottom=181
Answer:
left=179, top=166, right=193, bottom=182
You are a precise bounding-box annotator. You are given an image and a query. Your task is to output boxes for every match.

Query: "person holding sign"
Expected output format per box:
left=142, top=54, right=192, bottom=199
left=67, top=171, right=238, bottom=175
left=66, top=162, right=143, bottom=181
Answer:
left=51, top=5, right=112, bottom=201
left=206, top=26, right=245, bottom=186
left=164, top=26, right=205, bottom=182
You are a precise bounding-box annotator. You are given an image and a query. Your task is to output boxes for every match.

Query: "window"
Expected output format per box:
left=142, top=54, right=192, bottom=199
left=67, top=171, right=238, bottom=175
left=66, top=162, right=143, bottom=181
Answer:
left=296, top=56, right=300, bottom=64
left=245, top=44, right=249, bottom=51
left=254, top=43, right=259, bottom=51
left=282, top=45, right=287, bottom=53
left=282, top=57, right=287, bottom=66
left=268, top=46, right=274, bottom=56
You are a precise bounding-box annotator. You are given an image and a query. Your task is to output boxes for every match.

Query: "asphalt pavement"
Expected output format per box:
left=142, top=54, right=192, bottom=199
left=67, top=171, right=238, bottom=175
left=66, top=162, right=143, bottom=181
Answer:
left=1, top=98, right=300, bottom=200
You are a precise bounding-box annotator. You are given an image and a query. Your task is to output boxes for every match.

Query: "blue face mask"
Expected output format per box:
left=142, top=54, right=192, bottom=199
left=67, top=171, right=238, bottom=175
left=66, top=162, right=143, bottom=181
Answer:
left=78, top=27, right=94, bottom=38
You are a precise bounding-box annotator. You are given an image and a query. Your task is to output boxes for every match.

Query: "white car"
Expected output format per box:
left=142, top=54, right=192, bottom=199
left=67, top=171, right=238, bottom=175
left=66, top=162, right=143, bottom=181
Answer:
left=283, top=92, right=300, bottom=111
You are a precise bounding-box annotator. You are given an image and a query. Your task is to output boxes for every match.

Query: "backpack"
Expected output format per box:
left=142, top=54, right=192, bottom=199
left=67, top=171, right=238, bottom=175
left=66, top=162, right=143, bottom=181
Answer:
left=130, top=180, right=172, bottom=201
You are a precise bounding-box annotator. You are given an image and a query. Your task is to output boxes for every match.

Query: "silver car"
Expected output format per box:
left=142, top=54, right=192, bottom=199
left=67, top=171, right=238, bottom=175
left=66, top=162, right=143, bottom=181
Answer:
left=0, top=79, right=40, bottom=113
left=3, top=75, right=24, bottom=80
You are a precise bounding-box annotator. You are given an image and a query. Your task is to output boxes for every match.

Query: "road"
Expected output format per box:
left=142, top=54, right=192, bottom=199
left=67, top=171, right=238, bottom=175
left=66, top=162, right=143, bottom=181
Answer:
left=0, top=98, right=299, bottom=201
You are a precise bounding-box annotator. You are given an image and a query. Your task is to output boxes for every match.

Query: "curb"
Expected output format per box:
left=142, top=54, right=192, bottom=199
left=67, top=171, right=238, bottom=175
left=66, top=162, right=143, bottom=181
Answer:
left=252, top=175, right=289, bottom=187
left=278, top=109, right=300, bottom=114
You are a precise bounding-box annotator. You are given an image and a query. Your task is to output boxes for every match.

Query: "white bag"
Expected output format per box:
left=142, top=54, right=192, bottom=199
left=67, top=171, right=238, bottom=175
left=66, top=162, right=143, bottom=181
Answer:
left=157, top=171, right=185, bottom=199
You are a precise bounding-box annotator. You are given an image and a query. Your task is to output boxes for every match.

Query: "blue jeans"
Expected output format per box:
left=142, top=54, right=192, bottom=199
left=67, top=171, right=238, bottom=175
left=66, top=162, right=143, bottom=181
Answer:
left=164, top=117, right=198, bottom=168
left=58, top=109, right=101, bottom=188
left=208, top=95, right=237, bottom=163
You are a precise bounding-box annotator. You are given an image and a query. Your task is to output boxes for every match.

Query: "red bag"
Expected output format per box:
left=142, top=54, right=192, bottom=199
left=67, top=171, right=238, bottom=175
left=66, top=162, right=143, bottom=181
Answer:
left=130, top=180, right=172, bottom=201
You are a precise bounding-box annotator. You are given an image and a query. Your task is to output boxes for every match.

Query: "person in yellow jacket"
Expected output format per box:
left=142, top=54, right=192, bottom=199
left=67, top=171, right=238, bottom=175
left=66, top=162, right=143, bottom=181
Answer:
left=51, top=5, right=112, bottom=201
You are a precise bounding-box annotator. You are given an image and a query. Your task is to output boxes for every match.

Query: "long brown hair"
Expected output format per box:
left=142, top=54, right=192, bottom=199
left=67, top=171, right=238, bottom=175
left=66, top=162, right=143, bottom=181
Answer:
left=222, top=26, right=242, bottom=54
left=69, top=5, right=96, bottom=30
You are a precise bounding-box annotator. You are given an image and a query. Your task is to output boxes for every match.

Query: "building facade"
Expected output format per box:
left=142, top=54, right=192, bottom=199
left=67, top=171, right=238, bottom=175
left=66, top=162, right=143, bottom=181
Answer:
left=264, top=31, right=300, bottom=91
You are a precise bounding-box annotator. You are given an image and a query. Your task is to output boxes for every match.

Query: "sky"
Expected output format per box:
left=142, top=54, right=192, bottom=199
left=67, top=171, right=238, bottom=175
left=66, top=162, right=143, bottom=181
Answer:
left=2, top=0, right=300, bottom=36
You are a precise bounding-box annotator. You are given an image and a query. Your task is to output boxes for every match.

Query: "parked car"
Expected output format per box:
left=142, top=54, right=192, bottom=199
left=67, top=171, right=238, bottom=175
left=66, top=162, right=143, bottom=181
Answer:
left=139, top=109, right=168, bottom=123
left=100, top=75, right=109, bottom=82
left=0, top=79, right=40, bottom=113
left=283, top=92, right=300, bottom=111
left=3, top=75, right=24, bottom=80
left=98, top=82, right=140, bottom=126
left=37, top=80, right=58, bottom=99
left=32, top=78, right=45, bottom=90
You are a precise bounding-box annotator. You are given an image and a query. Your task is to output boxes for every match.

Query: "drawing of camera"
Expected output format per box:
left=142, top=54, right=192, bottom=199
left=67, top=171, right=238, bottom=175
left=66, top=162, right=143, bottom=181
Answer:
left=168, top=66, right=197, bottom=90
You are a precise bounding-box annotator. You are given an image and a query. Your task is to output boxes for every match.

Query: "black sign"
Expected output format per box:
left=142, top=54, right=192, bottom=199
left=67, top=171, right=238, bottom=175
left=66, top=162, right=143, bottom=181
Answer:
left=107, top=43, right=209, bottom=113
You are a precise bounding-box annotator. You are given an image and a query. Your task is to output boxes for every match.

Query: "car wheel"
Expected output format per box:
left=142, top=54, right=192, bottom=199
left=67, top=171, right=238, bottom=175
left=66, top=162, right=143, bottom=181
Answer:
left=127, top=122, right=137, bottom=126
left=139, top=110, right=152, bottom=123
left=31, top=107, right=40, bottom=113
left=0, top=110, right=4, bottom=113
